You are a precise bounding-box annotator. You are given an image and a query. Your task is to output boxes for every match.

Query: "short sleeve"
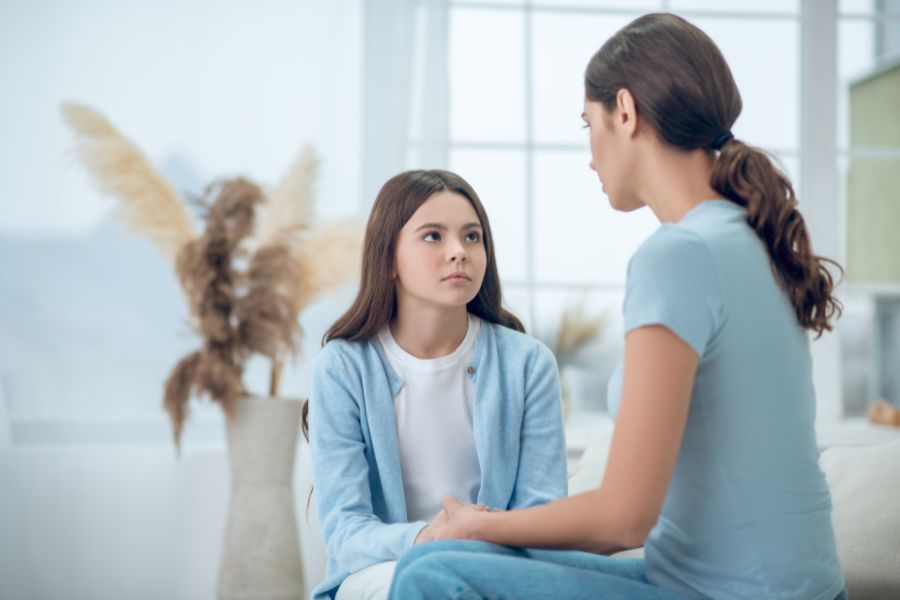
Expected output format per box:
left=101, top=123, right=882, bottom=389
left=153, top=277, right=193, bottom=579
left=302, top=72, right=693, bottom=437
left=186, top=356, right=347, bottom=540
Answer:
left=623, top=226, right=723, bottom=358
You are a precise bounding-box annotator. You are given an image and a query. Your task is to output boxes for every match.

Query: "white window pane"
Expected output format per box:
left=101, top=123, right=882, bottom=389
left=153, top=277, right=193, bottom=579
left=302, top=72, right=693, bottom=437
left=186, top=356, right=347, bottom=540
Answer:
left=690, top=17, right=800, bottom=151
left=498, top=284, right=533, bottom=331
left=449, top=8, right=525, bottom=142
left=449, top=148, right=528, bottom=281
left=771, top=153, right=801, bottom=200
left=671, top=0, right=799, bottom=14
left=408, top=5, right=429, bottom=142
left=839, top=0, right=880, bottom=15
left=533, top=150, right=659, bottom=284
left=533, top=0, right=659, bottom=8
left=532, top=12, right=638, bottom=144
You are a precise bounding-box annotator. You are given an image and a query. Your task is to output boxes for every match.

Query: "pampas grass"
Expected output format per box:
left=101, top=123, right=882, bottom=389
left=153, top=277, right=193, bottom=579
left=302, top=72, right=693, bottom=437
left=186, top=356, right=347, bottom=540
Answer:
left=539, top=303, right=607, bottom=420
left=61, top=102, right=197, bottom=266
left=62, top=103, right=363, bottom=450
left=548, top=304, right=606, bottom=369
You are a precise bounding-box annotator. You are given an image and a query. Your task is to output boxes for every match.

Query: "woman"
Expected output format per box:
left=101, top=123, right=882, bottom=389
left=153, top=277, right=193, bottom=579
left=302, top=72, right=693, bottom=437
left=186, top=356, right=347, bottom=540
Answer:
left=388, top=13, right=846, bottom=600
left=307, top=170, right=567, bottom=600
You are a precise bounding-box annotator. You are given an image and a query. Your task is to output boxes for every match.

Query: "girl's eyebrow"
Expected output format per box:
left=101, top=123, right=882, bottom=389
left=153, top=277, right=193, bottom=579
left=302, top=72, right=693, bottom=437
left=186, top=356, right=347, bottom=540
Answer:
left=414, top=222, right=482, bottom=232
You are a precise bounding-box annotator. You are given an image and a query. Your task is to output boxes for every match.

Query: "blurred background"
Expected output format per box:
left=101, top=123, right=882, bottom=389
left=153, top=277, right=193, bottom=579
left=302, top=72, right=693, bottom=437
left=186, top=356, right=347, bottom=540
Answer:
left=1, top=0, right=899, bottom=598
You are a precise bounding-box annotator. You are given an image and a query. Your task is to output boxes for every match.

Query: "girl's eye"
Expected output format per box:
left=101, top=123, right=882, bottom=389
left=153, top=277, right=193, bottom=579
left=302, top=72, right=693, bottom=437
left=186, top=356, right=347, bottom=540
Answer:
left=465, top=231, right=481, bottom=243
left=423, top=231, right=441, bottom=242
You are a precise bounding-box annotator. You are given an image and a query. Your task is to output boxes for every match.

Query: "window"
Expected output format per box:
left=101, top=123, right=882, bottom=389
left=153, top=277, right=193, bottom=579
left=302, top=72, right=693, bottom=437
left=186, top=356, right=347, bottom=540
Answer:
left=402, top=0, right=807, bottom=414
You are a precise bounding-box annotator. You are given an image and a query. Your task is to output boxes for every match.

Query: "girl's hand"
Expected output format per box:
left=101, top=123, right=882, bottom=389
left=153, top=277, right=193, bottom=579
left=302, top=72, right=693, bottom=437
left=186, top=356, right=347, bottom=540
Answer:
left=429, top=496, right=491, bottom=541
left=414, top=507, right=449, bottom=544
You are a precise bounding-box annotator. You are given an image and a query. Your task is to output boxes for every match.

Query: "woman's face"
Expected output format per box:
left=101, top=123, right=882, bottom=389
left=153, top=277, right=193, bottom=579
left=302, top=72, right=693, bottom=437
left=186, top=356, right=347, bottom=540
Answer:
left=393, top=190, right=487, bottom=312
left=582, top=96, right=644, bottom=212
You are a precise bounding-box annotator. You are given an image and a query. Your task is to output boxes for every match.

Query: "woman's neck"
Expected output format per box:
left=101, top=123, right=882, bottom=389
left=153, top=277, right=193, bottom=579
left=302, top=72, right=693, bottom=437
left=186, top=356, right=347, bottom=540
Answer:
left=640, top=143, right=721, bottom=223
left=389, top=303, right=470, bottom=359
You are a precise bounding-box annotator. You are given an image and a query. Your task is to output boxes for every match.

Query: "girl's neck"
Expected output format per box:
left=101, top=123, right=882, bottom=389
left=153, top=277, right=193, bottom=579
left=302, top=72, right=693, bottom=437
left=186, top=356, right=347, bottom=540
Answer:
left=389, top=303, right=470, bottom=359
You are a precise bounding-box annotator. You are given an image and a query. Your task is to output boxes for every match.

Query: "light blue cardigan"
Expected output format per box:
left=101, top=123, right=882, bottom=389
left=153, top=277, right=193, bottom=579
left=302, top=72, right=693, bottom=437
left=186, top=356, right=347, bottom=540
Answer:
left=308, top=319, right=568, bottom=599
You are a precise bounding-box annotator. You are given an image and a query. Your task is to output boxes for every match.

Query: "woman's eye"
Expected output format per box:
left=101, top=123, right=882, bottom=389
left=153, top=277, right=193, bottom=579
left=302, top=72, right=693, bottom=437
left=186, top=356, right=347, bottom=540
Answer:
left=423, top=231, right=440, bottom=242
left=465, top=231, right=481, bottom=242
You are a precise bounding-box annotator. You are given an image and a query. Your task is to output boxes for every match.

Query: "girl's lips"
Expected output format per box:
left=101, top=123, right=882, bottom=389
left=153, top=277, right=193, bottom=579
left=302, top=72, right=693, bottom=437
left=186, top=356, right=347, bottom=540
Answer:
left=443, top=273, right=471, bottom=282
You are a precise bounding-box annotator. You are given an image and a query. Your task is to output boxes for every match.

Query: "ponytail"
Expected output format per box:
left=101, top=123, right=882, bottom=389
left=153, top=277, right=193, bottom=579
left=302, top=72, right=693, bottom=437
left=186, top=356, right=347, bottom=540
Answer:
left=710, top=139, right=842, bottom=336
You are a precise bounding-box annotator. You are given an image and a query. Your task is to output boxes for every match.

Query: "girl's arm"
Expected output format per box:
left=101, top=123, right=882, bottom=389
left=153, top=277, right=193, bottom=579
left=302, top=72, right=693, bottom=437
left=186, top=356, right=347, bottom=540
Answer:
left=508, top=343, right=568, bottom=507
left=435, top=324, right=697, bottom=553
left=309, top=346, right=430, bottom=573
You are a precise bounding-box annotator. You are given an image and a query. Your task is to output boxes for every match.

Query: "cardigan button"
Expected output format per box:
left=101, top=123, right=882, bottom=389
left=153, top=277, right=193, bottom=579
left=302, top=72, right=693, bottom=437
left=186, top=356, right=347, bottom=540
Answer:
left=466, top=366, right=475, bottom=374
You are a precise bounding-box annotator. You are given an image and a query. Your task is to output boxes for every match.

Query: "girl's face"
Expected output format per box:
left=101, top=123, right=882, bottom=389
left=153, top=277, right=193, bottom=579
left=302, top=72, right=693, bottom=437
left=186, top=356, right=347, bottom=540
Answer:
left=582, top=95, right=644, bottom=212
left=393, top=190, right=487, bottom=312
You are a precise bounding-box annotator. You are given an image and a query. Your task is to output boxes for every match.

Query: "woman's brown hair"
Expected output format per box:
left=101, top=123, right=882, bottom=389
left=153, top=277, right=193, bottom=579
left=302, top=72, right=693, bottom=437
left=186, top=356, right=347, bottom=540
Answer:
left=302, top=169, right=523, bottom=438
left=584, top=12, right=842, bottom=336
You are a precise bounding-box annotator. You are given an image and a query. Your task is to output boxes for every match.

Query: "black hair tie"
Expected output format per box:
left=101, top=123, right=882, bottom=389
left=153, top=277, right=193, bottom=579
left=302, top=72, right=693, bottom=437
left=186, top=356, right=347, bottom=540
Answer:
left=709, top=130, right=734, bottom=150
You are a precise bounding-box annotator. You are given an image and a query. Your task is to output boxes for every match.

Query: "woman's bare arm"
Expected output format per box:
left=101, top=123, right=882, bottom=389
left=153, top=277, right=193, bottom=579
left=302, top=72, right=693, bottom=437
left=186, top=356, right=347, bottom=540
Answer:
left=434, top=325, right=698, bottom=553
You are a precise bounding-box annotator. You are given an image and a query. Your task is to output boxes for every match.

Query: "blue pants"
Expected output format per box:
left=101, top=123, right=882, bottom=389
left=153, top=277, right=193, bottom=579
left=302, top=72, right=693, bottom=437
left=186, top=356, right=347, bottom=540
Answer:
left=388, top=540, right=851, bottom=600
left=387, top=540, right=690, bottom=600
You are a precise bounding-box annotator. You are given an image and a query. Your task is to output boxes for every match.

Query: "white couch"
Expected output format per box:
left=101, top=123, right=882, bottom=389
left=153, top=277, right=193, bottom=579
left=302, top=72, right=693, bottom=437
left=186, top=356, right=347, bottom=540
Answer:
left=301, top=433, right=900, bottom=600
left=569, top=432, right=900, bottom=599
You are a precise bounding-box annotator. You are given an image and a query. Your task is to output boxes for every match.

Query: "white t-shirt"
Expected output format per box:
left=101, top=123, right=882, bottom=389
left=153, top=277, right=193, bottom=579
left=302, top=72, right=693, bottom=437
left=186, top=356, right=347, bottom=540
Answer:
left=377, top=314, right=482, bottom=522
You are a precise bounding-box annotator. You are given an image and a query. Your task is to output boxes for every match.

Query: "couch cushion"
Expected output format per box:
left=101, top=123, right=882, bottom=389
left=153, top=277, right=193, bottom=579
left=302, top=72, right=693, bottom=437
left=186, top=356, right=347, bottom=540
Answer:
left=820, top=441, right=900, bottom=599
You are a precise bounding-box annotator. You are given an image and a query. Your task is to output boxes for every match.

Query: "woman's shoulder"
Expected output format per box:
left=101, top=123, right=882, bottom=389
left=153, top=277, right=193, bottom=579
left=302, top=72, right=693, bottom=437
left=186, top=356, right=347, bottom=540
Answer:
left=629, top=223, right=717, bottom=280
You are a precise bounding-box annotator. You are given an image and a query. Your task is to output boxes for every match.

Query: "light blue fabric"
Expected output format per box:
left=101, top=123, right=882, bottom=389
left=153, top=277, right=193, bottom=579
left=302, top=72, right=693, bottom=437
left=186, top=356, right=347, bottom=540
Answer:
left=607, top=200, right=845, bottom=599
left=390, top=540, right=690, bottom=600
left=388, top=541, right=847, bottom=600
left=308, top=319, right=568, bottom=600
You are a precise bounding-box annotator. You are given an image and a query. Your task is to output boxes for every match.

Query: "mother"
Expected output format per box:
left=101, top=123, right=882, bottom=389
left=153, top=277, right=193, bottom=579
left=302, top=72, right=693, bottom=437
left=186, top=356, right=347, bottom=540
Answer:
left=388, top=12, right=847, bottom=600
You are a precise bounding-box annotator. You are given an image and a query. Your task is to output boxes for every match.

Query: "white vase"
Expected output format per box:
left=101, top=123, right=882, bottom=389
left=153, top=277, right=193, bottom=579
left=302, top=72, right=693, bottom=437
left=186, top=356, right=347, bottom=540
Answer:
left=218, top=395, right=304, bottom=600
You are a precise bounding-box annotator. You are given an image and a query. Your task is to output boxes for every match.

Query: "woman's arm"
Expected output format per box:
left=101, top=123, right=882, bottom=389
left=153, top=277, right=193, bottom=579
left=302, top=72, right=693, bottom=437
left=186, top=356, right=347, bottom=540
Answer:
left=433, top=324, right=698, bottom=553
left=310, top=346, right=429, bottom=572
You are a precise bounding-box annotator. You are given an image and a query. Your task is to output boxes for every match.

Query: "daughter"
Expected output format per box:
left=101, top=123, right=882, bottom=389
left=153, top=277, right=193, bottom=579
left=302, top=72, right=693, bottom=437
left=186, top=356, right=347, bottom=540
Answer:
left=307, top=169, right=568, bottom=600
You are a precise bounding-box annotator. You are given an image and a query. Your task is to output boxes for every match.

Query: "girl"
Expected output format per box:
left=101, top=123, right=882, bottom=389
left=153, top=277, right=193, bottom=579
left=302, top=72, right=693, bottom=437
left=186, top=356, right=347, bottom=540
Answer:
left=389, top=13, right=847, bottom=600
left=307, top=170, right=568, bottom=600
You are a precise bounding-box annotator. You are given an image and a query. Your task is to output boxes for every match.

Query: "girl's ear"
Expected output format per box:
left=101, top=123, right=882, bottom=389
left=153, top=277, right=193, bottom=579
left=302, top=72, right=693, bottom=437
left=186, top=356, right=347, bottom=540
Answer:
left=615, top=88, right=639, bottom=139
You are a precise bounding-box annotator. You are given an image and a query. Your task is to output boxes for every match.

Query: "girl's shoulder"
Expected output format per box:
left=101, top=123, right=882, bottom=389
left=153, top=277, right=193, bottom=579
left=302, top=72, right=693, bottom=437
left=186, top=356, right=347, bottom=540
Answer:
left=314, top=337, right=380, bottom=372
left=480, top=319, right=557, bottom=369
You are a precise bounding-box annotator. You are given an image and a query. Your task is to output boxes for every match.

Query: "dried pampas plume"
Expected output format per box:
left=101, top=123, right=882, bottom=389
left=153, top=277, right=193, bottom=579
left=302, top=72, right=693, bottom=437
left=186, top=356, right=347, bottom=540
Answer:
left=62, top=102, right=364, bottom=451
left=546, top=304, right=606, bottom=369
left=60, top=102, right=197, bottom=266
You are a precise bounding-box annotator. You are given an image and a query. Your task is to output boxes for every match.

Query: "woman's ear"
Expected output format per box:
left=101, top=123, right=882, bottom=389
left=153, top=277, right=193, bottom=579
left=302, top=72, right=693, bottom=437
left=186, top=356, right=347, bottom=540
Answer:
left=615, top=88, right=639, bottom=139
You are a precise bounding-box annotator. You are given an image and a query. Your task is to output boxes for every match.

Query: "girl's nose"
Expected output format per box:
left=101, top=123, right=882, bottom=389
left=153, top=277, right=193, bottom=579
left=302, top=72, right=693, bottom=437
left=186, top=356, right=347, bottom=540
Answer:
left=448, top=241, right=466, bottom=262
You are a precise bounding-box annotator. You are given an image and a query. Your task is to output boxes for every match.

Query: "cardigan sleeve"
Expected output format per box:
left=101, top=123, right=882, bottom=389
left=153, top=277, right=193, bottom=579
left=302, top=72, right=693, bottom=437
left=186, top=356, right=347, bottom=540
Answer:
left=508, top=342, right=568, bottom=507
left=309, top=344, right=428, bottom=574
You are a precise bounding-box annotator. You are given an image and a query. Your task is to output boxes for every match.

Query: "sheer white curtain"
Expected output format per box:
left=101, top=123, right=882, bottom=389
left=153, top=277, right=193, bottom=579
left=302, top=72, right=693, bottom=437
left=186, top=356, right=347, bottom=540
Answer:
left=361, top=0, right=449, bottom=207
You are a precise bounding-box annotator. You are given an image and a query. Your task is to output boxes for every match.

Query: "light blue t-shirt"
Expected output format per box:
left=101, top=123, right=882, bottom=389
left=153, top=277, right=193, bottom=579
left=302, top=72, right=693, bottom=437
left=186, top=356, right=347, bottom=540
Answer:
left=607, top=200, right=845, bottom=600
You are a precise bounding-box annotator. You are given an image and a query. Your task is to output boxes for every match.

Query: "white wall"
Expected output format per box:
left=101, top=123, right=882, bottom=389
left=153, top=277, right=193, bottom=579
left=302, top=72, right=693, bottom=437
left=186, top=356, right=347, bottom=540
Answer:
left=0, top=0, right=359, bottom=597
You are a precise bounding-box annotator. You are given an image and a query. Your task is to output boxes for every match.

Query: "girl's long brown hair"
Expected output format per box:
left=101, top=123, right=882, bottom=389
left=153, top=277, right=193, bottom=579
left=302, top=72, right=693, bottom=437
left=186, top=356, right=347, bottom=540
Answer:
left=585, top=13, right=842, bottom=336
left=302, top=169, right=523, bottom=438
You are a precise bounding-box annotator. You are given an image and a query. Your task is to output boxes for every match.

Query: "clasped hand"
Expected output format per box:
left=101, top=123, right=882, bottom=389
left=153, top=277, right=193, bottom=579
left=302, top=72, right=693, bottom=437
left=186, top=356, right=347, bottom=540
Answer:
left=414, top=496, right=501, bottom=544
